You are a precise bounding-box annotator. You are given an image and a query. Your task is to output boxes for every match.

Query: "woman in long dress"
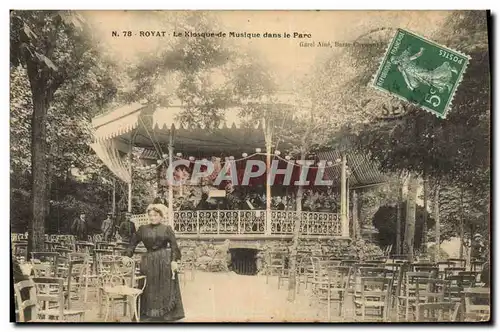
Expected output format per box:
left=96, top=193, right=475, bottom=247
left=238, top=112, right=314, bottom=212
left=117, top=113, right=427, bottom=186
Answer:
left=125, top=204, right=185, bottom=322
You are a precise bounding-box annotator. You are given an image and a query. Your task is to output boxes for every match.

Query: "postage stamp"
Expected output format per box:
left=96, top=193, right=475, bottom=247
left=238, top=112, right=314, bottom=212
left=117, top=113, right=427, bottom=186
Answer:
left=372, top=28, right=470, bottom=119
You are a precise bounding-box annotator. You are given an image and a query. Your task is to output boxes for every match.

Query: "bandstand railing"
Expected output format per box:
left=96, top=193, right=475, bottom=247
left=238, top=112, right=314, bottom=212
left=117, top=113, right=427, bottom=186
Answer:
left=132, top=210, right=342, bottom=236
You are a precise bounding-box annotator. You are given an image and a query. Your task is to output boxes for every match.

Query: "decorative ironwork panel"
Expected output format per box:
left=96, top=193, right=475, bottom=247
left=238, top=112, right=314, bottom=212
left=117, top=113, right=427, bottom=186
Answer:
left=198, top=210, right=218, bottom=234
left=174, top=211, right=197, bottom=234
left=240, top=210, right=265, bottom=234
left=218, top=211, right=239, bottom=234
left=270, top=211, right=296, bottom=234
left=302, top=212, right=341, bottom=236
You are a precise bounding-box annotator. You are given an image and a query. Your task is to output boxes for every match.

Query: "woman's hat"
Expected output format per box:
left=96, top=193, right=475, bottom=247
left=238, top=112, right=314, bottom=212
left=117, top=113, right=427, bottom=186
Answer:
left=474, top=233, right=482, bottom=239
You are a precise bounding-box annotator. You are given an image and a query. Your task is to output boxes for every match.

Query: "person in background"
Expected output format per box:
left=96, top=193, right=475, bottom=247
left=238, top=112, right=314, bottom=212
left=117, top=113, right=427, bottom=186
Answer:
left=276, top=197, right=285, bottom=210
left=471, top=233, right=485, bottom=261
left=153, top=189, right=168, bottom=205
left=118, top=212, right=137, bottom=243
left=101, top=212, right=114, bottom=242
left=71, top=212, right=88, bottom=241
left=196, top=193, right=211, bottom=210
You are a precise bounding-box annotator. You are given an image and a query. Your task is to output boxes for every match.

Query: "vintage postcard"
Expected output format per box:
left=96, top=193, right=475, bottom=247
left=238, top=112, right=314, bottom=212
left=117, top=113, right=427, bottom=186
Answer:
left=10, top=10, right=490, bottom=323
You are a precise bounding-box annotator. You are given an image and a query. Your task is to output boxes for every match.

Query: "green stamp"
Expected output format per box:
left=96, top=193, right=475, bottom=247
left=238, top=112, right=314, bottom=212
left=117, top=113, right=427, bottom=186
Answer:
left=372, top=28, right=470, bottom=119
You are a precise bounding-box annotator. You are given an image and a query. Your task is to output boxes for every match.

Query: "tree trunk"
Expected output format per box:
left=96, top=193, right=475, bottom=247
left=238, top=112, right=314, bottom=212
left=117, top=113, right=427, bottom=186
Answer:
left=422, top=175, right=429, bottom=254
left=352, top=190, right=359, bottom=239
left=404, top=174, right=418, bottom=262
left=29, top=94, right=49, bottom=253
left=459, top=187, right=465, bottom=259
left=433, top=184, right=440, bottom=263
left=396, top=177, right=404, bottom=255
left=287, top=150, right=306, bottom=302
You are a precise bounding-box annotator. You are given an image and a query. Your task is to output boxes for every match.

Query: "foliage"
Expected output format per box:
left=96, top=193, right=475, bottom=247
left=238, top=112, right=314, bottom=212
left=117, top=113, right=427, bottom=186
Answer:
left=426, top=243, right=450, bottom=261
left=372, top=202, right=435, bottom=251
left=9, top=11, right=132, bottom=243
left=322, top=238, right=384, bottom=261
left=356, top=180, right=402, bottom=227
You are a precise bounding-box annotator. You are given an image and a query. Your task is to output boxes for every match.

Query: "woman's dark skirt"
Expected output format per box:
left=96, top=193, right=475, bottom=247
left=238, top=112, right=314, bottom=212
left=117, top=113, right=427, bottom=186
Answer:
left=139, top=248, right=185, bottom=322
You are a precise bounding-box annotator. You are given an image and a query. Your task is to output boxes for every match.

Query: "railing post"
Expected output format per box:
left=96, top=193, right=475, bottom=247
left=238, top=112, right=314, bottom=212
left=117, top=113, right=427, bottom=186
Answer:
left=196, top=211, right=200, bottom=235
left=238, top=211, right=241, bottom=235
left=265, top=210, right=271, bottom=236
left=217, top=211, right=220, bottom=235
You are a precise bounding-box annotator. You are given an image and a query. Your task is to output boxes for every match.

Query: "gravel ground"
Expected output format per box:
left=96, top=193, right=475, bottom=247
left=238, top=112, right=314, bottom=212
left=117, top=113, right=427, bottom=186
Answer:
left=81, top=271, right=338, bottom=323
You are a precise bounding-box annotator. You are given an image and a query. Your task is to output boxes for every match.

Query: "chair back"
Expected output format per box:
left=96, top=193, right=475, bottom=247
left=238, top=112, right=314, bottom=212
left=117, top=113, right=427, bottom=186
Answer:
left=412, top=263, right=439, bottom=277
left=470, top=259, right=485, bottom=273
left=463, top=287, right=490, bottom=321
left=327, top=266, right=351, bottom=288
left=12, top=241, right=29, bottom=263
left=32, top=263, right=55, bottom=278
left=416, top=302, right=460, bottom=322
left=32, top=277, right=65, bottom=319
left=96, top=255, right=122, bottom=275
left=414, top=278, right=449, bottom=304
left=444, top=267, right=466, bottom=279
left=358, top=267, right=388, bottom=278
left=447, top=258, right=466, bottom=268
left=75, top=242, right=95, bottom=254
left=14, top=279, right=39, bottom=322
left=30, top=252, right=59, bottom=265
left=359, top=276, right=393, bottom=316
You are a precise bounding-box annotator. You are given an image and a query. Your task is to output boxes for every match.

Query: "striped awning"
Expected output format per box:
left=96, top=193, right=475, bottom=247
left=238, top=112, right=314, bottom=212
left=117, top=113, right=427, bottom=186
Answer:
left=90, top=140, right=131, bottom=183
left=316, top=150, right=388, bottom=188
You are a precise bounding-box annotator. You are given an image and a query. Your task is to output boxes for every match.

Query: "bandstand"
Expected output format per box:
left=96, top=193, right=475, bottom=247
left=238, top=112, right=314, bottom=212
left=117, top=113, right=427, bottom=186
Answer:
left=90, top=97, right=388, bottom=242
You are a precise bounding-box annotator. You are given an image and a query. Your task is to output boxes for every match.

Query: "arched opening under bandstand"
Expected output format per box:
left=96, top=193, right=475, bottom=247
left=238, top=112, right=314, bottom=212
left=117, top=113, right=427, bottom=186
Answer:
left=230, top=248, right=258, bottom=275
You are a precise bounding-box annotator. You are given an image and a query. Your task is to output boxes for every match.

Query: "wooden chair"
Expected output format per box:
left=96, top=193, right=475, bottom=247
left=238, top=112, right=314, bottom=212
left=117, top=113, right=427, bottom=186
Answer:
left=385, top=262, right=406, bottom=308
left=75, top=241, right=94, bottom=254
left=12, top=241, right=28, bottom=263
left=44, top=240, right=61, bottom=252
left=470, top=259, right=486, bottom=273
left=444, top=267, right=466, bottom=279
left=99, top=274, right=146, bottom=322
left=64, top=258, right=89, bottom=310
left=96, top=241, right=116, bottom=250
left=266, top=250, right=289, bottom=289
left=463, top=287, right=490, bottom=322
left=33, top=277, right=85, bottom=321
left=447, top=258, right=466, bottom=268
left=14, top=279, right=38, bottom=322
left=412, top=264, right=439, bottom=278
left=68, top=252, right=93, bottom=302
left=32, top=263, right=56, bottom=278
left=416, top=302, right=460, bottom=322
left=31, top=252, right=60, bottom=266
left=396, top=272, right=431, bottom=321
left=353, top=276, right=393, bottom=322
left=325, top=266, right=351, bottom=321
left=414, top=278, right=450, bottom=320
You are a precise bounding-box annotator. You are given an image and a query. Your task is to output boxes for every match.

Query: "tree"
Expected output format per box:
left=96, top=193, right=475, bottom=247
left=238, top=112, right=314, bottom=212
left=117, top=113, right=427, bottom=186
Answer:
left=340, top=11, right=490, bottom=259
left=11, top=11, right=118, bottom=251
left=372, top=202, right=435, bottom=251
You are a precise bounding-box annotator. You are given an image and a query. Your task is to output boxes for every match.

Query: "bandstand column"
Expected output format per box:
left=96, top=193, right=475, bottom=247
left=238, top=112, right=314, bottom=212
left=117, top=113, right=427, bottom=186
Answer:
left=340, top=153, right=349, bottom=237
left=127, top=142, right=133, bottom=213
left=265, top=142, right=272, bottom=235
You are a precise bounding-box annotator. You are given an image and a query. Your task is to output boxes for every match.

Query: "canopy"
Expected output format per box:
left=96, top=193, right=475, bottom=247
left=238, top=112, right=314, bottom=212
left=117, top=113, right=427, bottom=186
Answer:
left=91, top=100, right=389, bottom=188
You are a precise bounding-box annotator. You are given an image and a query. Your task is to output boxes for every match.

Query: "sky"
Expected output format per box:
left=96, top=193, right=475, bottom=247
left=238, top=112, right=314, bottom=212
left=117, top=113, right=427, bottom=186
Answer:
left=83, top=10, right=452, bottom=88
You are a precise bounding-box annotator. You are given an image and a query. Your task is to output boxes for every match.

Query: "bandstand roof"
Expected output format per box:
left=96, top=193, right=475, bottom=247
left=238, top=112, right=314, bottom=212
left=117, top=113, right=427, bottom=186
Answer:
left=90, top=100, right=389, bottom=188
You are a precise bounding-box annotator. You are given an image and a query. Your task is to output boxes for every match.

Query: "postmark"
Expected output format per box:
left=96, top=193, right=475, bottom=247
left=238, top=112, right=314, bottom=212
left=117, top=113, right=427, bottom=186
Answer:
left=372, top=28, right=470, bottom=119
